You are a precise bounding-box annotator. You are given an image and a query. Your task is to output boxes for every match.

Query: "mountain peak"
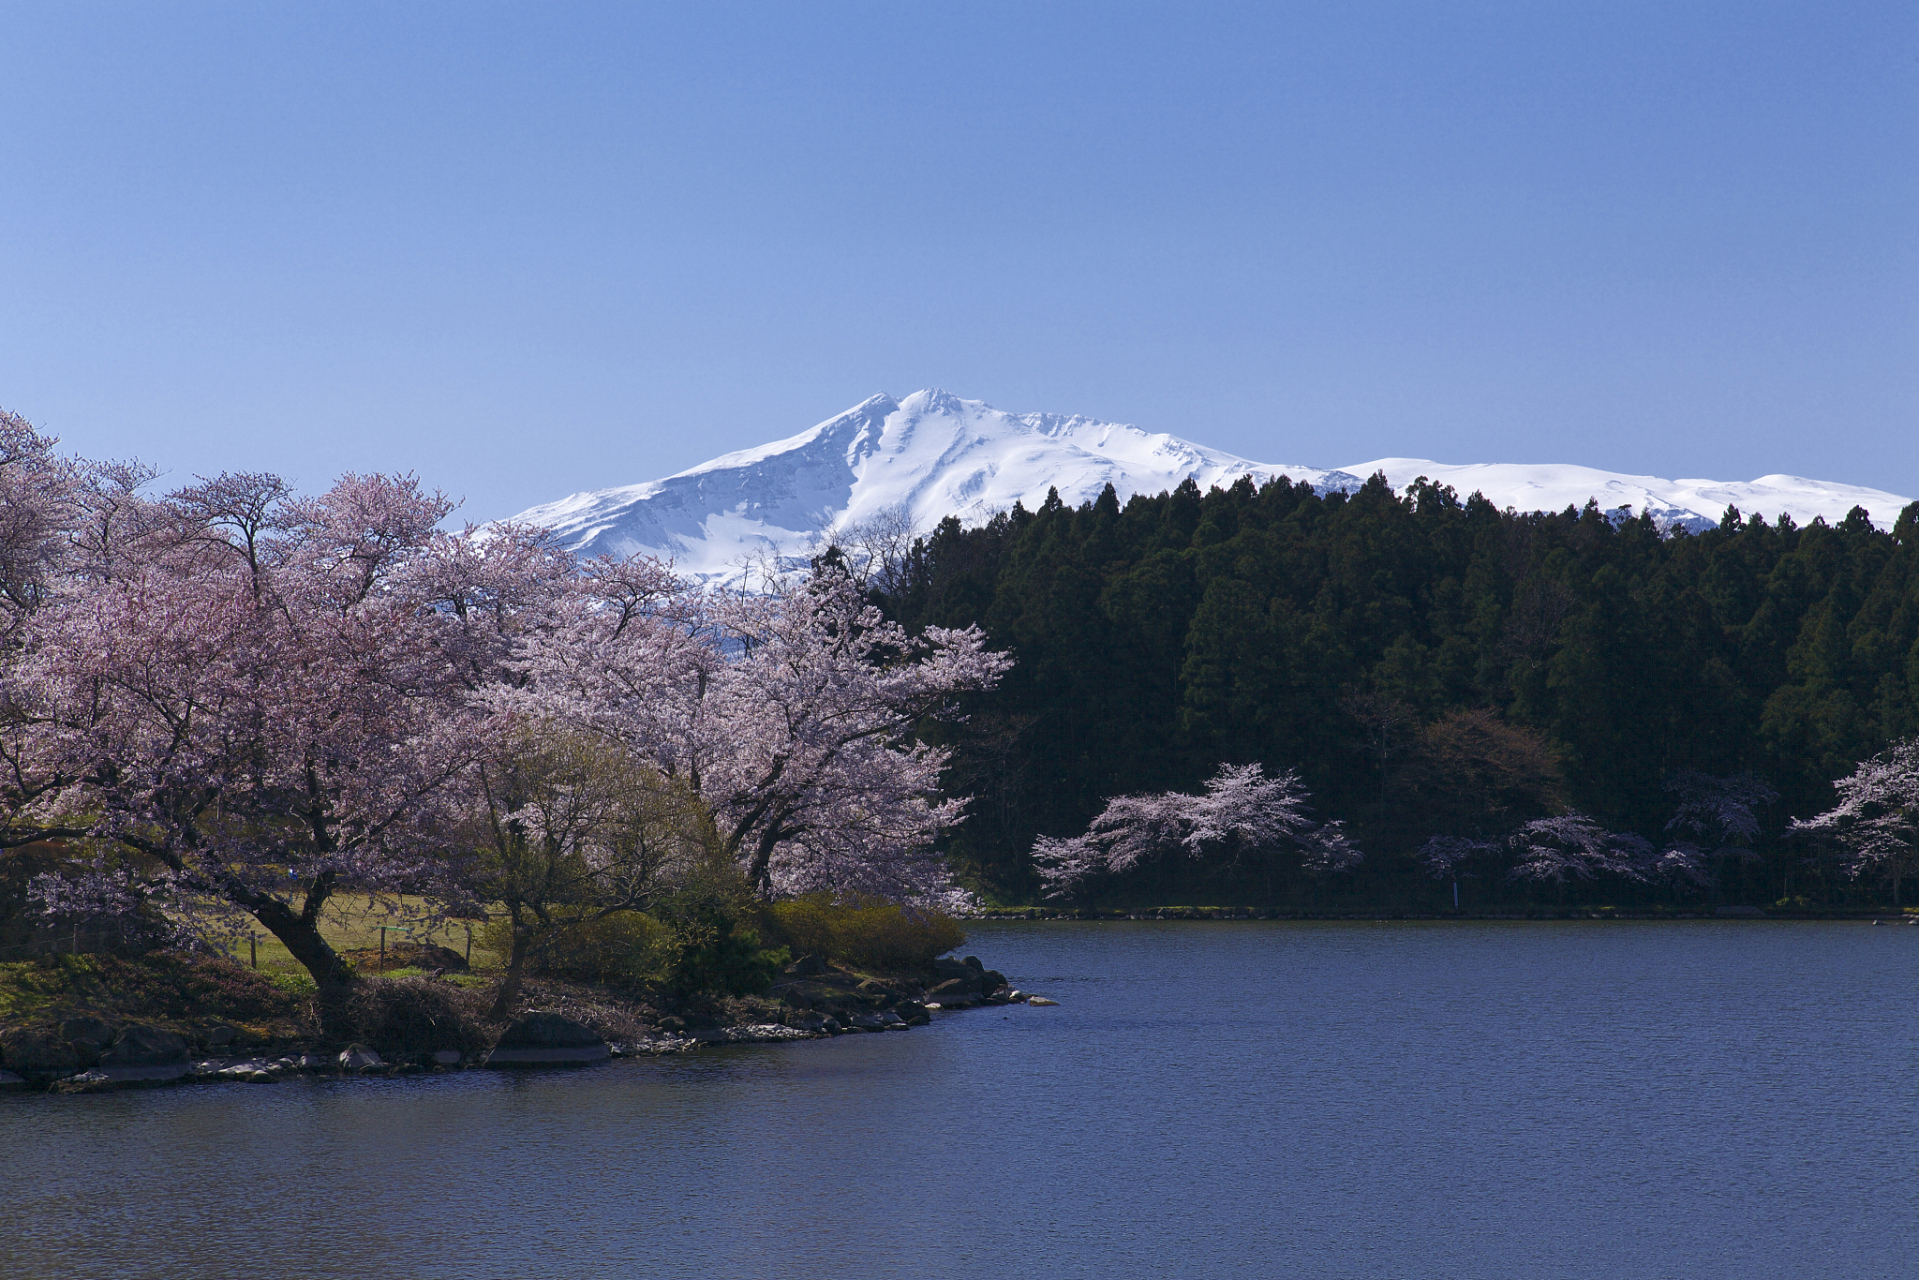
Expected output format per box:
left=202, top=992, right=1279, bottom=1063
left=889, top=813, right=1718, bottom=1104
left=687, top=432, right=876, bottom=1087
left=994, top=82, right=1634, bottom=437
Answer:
left=507, top=393, right=1914, bottom=585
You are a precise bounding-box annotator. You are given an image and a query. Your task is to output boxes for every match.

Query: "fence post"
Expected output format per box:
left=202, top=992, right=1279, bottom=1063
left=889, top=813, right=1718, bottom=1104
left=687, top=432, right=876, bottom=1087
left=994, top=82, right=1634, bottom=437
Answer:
left=250, top=934, right=258, bottom=969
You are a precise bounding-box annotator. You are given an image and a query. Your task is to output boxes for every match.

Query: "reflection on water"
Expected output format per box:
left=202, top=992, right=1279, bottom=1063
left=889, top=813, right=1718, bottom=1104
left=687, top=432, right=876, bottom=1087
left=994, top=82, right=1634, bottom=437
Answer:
left=5, top=921, right=1916, bottom=1279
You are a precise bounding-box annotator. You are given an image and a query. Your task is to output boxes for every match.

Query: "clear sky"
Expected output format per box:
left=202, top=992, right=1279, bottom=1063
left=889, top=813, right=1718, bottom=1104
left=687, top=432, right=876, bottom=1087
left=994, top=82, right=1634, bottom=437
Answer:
left=3, top=2, right=1914, bottom=520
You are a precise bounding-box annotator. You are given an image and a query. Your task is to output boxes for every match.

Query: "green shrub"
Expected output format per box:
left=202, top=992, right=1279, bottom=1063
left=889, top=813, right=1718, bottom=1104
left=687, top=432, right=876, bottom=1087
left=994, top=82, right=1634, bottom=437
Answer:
left=270, top=970, right=318, bottom=996
left=759, top=895, right=966, bottom=970
left=480, top=894, right=789, bottom=997
left=478, top=911, right=677, bottom=988
left=660, top=917, right=788, bottom=997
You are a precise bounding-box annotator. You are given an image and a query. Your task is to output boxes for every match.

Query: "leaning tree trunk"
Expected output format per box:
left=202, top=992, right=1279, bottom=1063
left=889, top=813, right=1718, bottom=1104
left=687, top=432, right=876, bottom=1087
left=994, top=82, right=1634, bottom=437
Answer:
left=250, top=896, right=359, bottom=1028
left=489, top=924, right=536, bottom=1020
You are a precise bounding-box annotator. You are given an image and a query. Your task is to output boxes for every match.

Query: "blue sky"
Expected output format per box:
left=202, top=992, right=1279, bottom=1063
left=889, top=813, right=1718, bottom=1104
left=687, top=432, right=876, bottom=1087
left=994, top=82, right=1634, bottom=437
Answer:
left=2, top=2, right=1913, bottom=520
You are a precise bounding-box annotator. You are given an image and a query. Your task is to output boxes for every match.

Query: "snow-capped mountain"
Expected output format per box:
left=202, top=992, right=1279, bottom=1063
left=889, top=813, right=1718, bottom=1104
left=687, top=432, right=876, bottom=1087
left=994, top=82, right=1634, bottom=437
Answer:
left=1334, top=459, right=1910, bottom=537
left=508, top=390, right=1912, bottom=582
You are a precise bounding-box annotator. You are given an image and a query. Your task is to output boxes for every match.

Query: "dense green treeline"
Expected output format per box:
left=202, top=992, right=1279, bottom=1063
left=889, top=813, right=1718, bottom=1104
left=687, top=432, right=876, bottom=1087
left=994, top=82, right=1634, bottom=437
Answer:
left=872, top=475, right=1919, bottom=909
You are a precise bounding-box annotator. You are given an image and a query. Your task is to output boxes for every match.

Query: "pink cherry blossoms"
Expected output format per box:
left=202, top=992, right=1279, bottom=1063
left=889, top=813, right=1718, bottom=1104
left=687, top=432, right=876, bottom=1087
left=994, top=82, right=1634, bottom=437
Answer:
left=1792, top=737, right=1919, bottom=898
left=1033, top=762, right=1360, bottom=898
left=506, top=563, right=1013, bottom=907
left=0, top=411, right=1012, bottom=996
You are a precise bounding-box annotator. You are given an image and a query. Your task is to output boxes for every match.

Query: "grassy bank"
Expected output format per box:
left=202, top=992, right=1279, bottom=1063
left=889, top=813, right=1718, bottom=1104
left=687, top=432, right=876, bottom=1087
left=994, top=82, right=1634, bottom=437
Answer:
left=0, top=894, right=976, bottom=1086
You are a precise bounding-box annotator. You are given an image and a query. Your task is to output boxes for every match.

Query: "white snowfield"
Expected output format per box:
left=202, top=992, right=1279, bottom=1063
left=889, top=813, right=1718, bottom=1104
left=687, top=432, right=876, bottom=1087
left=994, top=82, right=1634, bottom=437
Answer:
left=508, top=390, right=1913, bottom=584
left=1340, top=459, right=1911, bottom=537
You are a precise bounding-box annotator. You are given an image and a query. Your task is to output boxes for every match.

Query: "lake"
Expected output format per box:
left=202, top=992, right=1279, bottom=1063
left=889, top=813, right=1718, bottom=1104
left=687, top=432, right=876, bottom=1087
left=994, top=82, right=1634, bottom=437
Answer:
left=4, top=921, right=1915, bottom=1279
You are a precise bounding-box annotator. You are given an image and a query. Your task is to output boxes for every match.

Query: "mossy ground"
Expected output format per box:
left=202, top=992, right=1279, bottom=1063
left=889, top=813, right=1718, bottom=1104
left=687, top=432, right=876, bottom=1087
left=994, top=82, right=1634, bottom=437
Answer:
left=0, top=952, right=309, bottom=1044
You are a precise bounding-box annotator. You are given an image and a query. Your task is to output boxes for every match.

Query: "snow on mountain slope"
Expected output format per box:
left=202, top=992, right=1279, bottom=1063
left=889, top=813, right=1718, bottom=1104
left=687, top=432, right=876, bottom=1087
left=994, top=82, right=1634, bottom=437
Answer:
left=510, top=389, right=1361, bottom=582
left=509, top=390, right=1913, bottom=582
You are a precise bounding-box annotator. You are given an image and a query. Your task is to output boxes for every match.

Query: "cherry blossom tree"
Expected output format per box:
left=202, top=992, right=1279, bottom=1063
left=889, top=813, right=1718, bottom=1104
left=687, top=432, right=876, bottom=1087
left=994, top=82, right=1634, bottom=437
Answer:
left=1034, top=762, right=1360, bottom=898
left=1658, top=770, right=1777, bottom=893
left=1414, top=834, right=1502, bottom=908
left=1505, top=813, right=1654, bottom=890
left=1792, top=738, right=1919, bottom=906
left=508, top=562, right=1012, bottom=905
left=0, top=408, right=78, bottom=623
left=5, top=470, right=501, bottom=1009
left=4, top=429, right=1011, bottom=1002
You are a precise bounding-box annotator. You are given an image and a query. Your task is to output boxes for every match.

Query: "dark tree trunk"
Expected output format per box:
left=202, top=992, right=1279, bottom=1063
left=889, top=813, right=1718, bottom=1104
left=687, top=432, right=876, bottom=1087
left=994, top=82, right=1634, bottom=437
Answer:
left=489, top=926, right=534, bottom=1020
left=747, top=827, right=783, bottom=897
left=251, top=897, right=358, bottom=1023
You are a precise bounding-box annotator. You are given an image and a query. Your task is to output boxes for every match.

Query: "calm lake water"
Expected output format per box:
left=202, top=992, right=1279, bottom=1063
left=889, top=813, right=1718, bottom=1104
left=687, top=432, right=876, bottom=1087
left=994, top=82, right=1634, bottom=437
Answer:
left=5, top=921, right=1916, bottom=1279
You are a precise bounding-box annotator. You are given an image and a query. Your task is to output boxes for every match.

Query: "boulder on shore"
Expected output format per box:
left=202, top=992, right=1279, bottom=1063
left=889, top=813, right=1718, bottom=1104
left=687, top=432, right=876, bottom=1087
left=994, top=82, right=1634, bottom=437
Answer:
left=1, top=1027, right=89, bottom=1076
left=102, top=1024, right=188, bottom=1067
left=485, top=1012, right=609, bottom=1067
left=61, top=1017, right=116, bottom=1064
left=338, top=1045, right=383, bottom=1071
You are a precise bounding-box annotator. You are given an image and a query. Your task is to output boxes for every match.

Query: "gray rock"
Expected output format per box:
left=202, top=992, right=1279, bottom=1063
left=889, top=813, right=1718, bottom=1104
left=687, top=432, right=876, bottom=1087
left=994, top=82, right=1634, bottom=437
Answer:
left=486, top=1012, right=609, bottom=1065
left=617, top=1036, right=698, bottom=1054
left=217, top=1060, right=277, bottom=1082
left=484, top=1044, right=612, bottom=1065
left=1, top=1027, right=86, bottom=1075
left=484, top=1013, right=606, bottom=1065
left=1714, top=905, right=1765, bottom=918
left=206, top=1025, right=237, bottom=1049
left=60, top=1016, right=116, bottom=1057
left=496, top=1011, right=605, bottom=1050
left=58, top=1063, right=190, bottom=1091
left=0, top=1069, right=27, bottom=1091
left=1027, top=996, right=1059, bottom=1006
left=338, top=1045, right=383, bottom=1071
left=432, top=1049, right=462, bottom=1066
left=692, top=1024, right=814, bottom=1043
left=101, top=1025, right=188, bottom=1067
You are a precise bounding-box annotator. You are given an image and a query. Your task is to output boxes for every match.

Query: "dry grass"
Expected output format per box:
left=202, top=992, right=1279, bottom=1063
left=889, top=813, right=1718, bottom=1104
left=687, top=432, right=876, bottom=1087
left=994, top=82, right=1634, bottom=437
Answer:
left=207, top=894, right=507, bottom=985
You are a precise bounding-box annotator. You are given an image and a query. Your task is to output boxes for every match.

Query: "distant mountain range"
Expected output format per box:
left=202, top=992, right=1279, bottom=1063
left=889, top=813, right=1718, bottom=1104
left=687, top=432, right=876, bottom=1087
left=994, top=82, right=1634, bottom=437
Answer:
left=508, top=390, right=1913, bottom=583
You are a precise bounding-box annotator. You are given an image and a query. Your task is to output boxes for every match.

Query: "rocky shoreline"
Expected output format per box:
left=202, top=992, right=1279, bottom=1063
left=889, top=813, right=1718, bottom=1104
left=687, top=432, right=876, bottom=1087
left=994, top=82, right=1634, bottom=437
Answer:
left=0, top=952, right=1053, bottom=1096
left=974, top=905, right=1912, bottom=920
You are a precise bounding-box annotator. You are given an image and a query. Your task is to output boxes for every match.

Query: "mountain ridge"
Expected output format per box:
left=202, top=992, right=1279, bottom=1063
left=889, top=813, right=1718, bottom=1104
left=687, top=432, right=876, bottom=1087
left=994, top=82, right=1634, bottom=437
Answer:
left=508, top=390, right=1913, bottom=582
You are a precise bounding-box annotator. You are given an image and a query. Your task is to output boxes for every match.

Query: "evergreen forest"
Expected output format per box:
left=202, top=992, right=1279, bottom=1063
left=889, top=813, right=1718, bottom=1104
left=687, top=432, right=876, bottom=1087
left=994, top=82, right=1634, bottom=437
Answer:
left=867, top=474, right=1919, bottom=912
